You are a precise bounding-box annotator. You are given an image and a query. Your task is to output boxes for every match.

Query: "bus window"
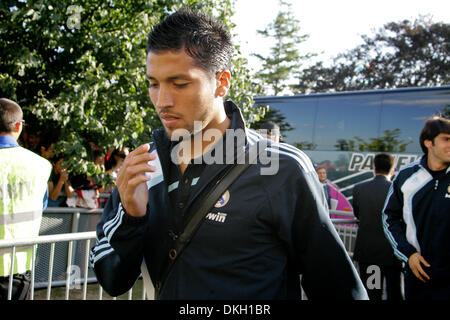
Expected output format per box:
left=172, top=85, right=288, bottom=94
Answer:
left=263, top=100, right=316, bottom=149
left=380, top=90, right=446, bottom=153
left=313, top=94, right=381, bottom=151
left=253, top=86, right=450, bottom=204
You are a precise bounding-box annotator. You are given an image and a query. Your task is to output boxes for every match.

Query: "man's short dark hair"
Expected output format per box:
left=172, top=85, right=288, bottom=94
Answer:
left=259, top=121, right=280, bottom=136
left=374, top=153, right=394, bottom=175
left=0, top=98, right=23, bottom=133
left=146, top=7, right=232, bottom=75
left=419, top=116, right=450, bottom=154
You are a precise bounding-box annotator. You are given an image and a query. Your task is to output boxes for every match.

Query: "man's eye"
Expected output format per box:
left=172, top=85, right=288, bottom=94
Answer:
left=174, top=83, right=188, bottom=88
left=149, top=83, right=158, bottom=88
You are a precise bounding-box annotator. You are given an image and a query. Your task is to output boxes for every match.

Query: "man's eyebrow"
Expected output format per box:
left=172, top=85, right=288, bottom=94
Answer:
left=146, top=74, right=190, bottom=81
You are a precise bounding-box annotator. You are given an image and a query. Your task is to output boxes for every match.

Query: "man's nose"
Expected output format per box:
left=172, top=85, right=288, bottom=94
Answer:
left=155, top=85, right=173, bottom=108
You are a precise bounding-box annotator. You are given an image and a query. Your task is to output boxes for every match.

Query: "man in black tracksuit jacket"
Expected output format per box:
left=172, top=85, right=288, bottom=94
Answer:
left=90, top=8, right=367, bottom=300
left=383, top=116, right=450, bottom=300
left=91, top=101, right=366, bottom=299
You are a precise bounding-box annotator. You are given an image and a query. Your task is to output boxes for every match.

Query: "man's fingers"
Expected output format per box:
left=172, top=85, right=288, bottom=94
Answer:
left=126, top=152, right=156, bottom=167
left=124, top=144, right=153, bottom=163
left=114, top=144, right=157, bottom=217
left=415, top=266, right=427, bottom=282
left=133, top=143, right=151, bottom=154
left=123, top=163, right=157, bottom=179
left=119, top=152, right=156, bottom=178
left=117, top=166, right=151, bottom=188
left=120, top=143, right=150, bottom=165
left=409, top=253, right=431, bottom=282
left=414, top=270, right=425, bottom=283
left=123, top=174, right=152, bottom=192
left=417, top=255, right=431, bottom=280
left=416, top=263, right=431, bottom=281
left=419, top=255, right=431, bottom=267
left=117, top=158, right=156, bottom=183
left=116, top=145, right=156, bottom=184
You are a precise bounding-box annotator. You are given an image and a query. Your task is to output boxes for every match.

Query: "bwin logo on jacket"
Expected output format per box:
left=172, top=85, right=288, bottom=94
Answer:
left=206, top=212, right=227, bottom=223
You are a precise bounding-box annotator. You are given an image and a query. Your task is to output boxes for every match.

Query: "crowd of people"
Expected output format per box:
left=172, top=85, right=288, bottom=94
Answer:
left=18, top=126, right=129, bottom=210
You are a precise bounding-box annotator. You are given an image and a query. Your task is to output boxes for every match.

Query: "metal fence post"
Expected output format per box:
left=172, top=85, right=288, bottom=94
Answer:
left=65, top=240, right=74, bottom=300
left=7, top=246, right=16, bottom=300
left=46, top=242, right=55, bottom=300
left=83, top=239, right=90, bottom=300
left=30, top=244, right=37, bottom=300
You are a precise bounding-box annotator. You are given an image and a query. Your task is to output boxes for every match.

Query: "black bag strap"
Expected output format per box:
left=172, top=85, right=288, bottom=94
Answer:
left=155, top=141, right=267, bottom=296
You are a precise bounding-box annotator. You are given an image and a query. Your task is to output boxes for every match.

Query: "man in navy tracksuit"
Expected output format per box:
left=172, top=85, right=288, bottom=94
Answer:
left=90, top=8, right=367, bottom=300
left=383, top=116, right=450, bottom=300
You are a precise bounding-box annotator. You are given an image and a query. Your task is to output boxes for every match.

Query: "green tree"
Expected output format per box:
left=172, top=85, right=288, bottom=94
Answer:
left=251, top=106, right=292, bottom=140
left=442, top=105, right=450, bottom=118
left=293, top=16, right=450, bottom=93
left=334, top=129, right=410, bottom=152
left=0, top=0, right=264, bottom=184
left=252, top=0, right=313, bottom=96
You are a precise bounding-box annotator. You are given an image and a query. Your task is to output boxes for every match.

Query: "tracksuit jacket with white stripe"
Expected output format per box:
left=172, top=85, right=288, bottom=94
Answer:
left=90, top=101, right=367, bottom=300
left=383, top=156, right=450, bottom=283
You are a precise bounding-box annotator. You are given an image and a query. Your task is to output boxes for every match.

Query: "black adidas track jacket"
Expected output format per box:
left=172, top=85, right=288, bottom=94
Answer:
left=90, top=101, right=367, bottom=300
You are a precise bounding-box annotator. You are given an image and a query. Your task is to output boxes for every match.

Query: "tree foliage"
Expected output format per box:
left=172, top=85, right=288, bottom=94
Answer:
left=250, top=106, right=292, bottom=140
left=335, top=129, right=410, bottom=152
left=293, top=16, right=450, bottom=93
left=0, top=0, right=264, bottom=183
left=252, top=0, right=313, bottom=96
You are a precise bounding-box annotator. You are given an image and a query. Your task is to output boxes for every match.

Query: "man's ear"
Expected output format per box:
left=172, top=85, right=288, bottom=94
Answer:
left=424, top=139, right=433, bottom=149
left=389, top=166, right=395, bottom=178
left=215, top=70, right=231, bottom=97
left=14, top=121, right=21, bottom=133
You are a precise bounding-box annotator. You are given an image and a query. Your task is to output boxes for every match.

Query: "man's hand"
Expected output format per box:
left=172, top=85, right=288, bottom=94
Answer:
left=408, top=252, right=431, bottom=283
left=116, top=144, right=156, bottom=217
left=60, top=168, right=69, bottom=182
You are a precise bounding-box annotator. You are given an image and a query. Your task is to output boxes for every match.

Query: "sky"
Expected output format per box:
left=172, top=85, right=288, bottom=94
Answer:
left=231, top=0, right=449, bottom=72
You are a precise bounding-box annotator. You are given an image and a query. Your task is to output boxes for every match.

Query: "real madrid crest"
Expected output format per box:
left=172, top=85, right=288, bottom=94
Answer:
left=215, top=190, right=230, bottom=208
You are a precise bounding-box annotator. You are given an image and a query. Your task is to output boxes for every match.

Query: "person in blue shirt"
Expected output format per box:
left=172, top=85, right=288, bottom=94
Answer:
left=0, top=98, right=49, bottom=210
left=0, top=98, right=51, bottom=300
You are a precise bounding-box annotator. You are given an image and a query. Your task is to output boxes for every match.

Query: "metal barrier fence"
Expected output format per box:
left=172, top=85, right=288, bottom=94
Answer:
left=330, top=210, right=359, bottom=259
left=36, top=207, right=102, bottom=289
left=0, top=231, right=148, bottom=300
left=0, top=208, right=357, bottom=300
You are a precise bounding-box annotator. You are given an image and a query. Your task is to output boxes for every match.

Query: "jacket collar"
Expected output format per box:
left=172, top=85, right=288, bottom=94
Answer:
left=151, top=101, right=250, bottom=231
left=420, top=154, right=428, bottom=169
left=151, top=100, right=248, bottom=169
left=0, top=135, right=19, bottom=148
left=374, top=174, right=390, bottom=181
left=420, top=154, right=450, bottom=175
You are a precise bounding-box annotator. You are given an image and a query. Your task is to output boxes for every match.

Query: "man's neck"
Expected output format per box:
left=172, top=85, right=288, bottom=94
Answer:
left=177, top=116, right=231, bottom=174
left=427, top=154, right=449, bottom=172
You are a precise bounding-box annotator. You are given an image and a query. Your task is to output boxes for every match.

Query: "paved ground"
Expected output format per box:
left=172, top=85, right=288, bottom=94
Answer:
left=33, top=279, right=145, bottom=300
